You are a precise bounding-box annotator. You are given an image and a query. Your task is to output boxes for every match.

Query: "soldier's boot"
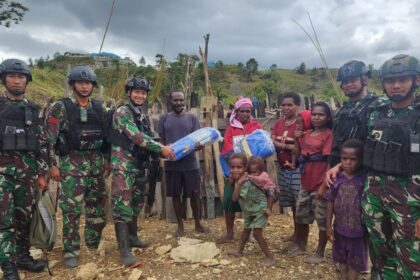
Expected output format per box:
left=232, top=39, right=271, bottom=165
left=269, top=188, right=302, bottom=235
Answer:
left=16, top=252, right=46, bottom=272
left=128, top=218, right=150, bottom=248
left=2, top=261, right=21, bottom=280
left=115, top=222, right=139, bottom=266
left=63, top=257, right=79, bottom=268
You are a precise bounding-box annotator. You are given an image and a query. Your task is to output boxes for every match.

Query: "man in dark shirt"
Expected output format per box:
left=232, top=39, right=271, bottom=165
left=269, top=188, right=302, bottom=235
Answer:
left=157, top=91, right=208, bottom=237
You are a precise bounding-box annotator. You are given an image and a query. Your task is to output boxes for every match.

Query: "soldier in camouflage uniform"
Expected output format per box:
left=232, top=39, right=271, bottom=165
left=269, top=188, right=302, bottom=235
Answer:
left=361, top=54, right=420, bottom=280
left=0, top=59, right=48, bottom=280
left=45, top=66, right=110, bottom=268
left=109, top=77, right=174, bottom=266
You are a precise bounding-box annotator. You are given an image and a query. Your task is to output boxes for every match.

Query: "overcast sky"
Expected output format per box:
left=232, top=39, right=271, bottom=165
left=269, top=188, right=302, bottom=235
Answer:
left=1, top=0, right=419, bottom=69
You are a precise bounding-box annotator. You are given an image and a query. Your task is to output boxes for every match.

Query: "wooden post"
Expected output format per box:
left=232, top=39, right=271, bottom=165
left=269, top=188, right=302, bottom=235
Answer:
left=64, top=64, right=71, bottom=98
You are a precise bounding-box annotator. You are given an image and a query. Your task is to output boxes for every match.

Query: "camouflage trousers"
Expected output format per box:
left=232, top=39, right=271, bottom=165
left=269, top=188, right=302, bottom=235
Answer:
left=59, top=174, right=106, bottom=258
left=111, top=169, right=147, bottom=223
left=361, top=175, right=420, bottom=280
left=0, top=172, right=36, bottom=263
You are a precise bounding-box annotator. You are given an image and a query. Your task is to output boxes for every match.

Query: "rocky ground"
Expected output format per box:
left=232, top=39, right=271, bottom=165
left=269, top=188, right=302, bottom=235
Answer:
left=19, top=211, right=371, bottom=280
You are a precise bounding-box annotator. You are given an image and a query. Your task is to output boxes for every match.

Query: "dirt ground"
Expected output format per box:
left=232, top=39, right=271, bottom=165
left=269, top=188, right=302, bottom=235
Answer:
left=22, top=210, right=371, bottom=280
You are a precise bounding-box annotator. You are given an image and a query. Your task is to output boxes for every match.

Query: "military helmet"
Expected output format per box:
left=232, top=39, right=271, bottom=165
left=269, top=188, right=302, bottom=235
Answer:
left=379, top=54, right=419, bottom=80
left=337, top=60, right=370, bottom=81
left=125, top=77, right=151, bottom=93
left=0, top=59, right=32, bottom=81
left=67, top=66, right=97, bottom=86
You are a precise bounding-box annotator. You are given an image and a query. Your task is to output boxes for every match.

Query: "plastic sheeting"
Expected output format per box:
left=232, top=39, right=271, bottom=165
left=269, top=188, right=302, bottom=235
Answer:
left=170, top=127, right=221, bottom=161
left=233, top=129, right=276, bottom=159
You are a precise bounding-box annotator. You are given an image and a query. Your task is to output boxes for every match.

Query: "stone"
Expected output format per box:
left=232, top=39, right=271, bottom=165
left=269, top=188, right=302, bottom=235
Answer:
left=154, top=245, right=172, bottom=255
left=170, top=239, right=220, bottom=263
left=219, top=259, right=231, bottom=266
left=212, top=268, right=222, bottom=274
left=48, top=260, right=60, bottom=269
left=29, top=249, right=43, bottom=260
left=76, top=263, right=99, bottom=280
left=128, top=269, right=143, bottom=280
left=165, top=235, right=172, bottom=240
left=146, top=278, right=157, bottom=280
left=97, top=239, right=116, bottom=257
left=178, top=237, right=202, bottom=246
left=201, top=258, right=219, bottom=267
left=19, top=273, right=25, bottom=279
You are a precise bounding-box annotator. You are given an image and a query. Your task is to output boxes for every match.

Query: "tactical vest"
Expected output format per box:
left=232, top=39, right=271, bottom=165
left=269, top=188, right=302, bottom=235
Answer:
left=61, top=98, right=104, bottom=151
left=330, top=95, right=377, bottom=165
left=0, top=97, right=40, bottom=151
left=108, top=103, right=154, bottom=167
left=364, top=105, right=420, bottom=176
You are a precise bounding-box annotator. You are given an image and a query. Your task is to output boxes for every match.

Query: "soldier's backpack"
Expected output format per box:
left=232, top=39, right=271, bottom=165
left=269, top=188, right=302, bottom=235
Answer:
left=30, top=190, right=57, bottom=275
left=30, top=190, right=57, bottom=251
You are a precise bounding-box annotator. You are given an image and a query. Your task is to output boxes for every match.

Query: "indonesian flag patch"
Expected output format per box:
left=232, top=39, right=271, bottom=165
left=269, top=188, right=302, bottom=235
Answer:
left=48, top=117, right=59, bottom=124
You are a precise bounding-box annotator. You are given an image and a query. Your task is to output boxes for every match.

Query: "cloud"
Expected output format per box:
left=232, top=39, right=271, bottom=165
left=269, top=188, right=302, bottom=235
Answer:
left=1, top=0, right=420, bottom=68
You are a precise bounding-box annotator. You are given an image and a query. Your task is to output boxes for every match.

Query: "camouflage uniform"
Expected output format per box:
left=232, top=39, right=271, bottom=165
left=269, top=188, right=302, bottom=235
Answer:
left=0, top=93, right=48, bottom=263
left=362, top=99, right=420, bottom=280
left=110, top=99, right=163, bottom=223
left=45, top=95, right=107, bottom=259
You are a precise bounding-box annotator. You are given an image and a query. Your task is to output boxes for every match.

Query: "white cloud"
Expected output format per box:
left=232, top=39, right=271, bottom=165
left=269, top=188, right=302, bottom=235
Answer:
left=1, top=0, right=419, bottom=68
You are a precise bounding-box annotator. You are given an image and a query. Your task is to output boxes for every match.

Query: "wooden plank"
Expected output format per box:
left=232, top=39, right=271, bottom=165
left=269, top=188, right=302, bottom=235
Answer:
left=201, top=96, right=217, bottom=219
left=212, top=108, right=224, bottom=200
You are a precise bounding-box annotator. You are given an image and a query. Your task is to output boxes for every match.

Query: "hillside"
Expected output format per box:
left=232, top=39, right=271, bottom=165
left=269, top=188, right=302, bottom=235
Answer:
left=1, top=58, right=384, bottom=107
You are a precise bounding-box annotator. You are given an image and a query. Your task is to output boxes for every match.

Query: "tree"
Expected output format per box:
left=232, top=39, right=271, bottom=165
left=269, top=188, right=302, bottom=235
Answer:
left=139, top=56, right=146, bottom=66
left=245, top=58, right=258, bottom=81
left=269, top=64, right=277, bottom=71
left=36, top=57, right=45, bottom=69
left=155, top=53, right=165, bottom=67
left=0, top=0, right=28, bottom=28
left=53, top=52, right=61, bottom=59
left=296, top=62, right=306, bottom=74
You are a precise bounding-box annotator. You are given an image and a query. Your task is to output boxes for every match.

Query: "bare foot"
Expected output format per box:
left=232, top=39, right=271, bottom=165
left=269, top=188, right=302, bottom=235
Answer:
left=287, top=244, right=307, bottom=257
left=216, top=234, right=234, bottom=244
left=281, top=233, right=295, bottom=242
left=303, top=254, right=324, bottom=264
left=195, top=224, right=210, bottom=234
left=174, top=226, right=184, bottom=238
left=285, top=241, right=298, bottom=251
left=261, top=256, right=275, bottom=267
left=226, top=248, right=243, bottom=257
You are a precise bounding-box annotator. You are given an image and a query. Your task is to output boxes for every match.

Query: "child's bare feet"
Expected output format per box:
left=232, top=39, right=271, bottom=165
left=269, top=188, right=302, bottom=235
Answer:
left=287, top=243, right=306, bottom=257
left=174, top=225, right=185, bottom=238
left=216, top=234, right=234, bottom=244
left=195, top=224, right=209, bottom=234
left=261, top=256, right=275, bottom=266
left=281, top=234, right=295, bottom=242
left=303, top=253, right=324, bottom=264
left=226, top=248, right=243, bottom=257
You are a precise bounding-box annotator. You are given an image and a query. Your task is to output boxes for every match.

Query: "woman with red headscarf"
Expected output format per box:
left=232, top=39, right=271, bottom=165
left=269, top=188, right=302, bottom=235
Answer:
left=217, top=97, right=262, bottom=244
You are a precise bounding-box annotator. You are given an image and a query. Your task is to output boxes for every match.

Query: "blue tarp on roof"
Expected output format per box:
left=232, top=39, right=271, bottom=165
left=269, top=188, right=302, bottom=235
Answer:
left=90, top=52, right=120, bottom=58
left=208, top=61, right=216, bottom=68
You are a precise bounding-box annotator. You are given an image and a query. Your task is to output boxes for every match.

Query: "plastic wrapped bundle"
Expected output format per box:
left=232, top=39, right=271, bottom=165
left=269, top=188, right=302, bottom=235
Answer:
left=234, top=129, right=275, bottom=159
left=170, top=127, right=221, bottom=161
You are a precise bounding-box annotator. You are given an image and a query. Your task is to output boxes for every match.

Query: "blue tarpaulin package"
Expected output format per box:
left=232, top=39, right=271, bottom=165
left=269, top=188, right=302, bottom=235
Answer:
left=170, top=127, right=221, bottom=161
left=233, top=129, right=275, bottom=159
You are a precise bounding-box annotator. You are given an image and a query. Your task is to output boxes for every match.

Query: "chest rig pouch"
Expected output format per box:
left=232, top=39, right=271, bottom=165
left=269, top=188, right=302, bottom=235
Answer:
left=108, top=103, right=154, bottom=168
left=0, top=98, right=40, bottom=151
left=332, top=96, right=376, bottom=160
left=61, top=98, right=104, bottom=151
left=364, top=106, right=420, bottom=176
